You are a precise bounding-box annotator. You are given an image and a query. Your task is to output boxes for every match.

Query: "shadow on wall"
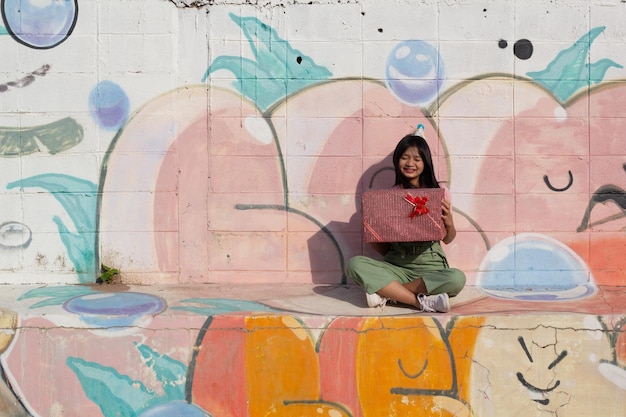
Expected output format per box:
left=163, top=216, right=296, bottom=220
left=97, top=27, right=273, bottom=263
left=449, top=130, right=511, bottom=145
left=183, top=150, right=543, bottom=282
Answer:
left=307, top=155, right=395, bottom=285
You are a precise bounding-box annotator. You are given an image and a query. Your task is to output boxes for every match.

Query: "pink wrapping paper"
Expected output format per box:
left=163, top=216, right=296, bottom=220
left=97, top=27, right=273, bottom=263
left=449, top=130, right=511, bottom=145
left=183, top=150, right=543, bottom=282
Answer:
left=361, top=188, right=446, bottom=243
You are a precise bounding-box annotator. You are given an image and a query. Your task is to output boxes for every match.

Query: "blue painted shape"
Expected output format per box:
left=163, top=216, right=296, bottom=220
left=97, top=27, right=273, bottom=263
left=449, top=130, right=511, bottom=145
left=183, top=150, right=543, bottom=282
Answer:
left=202, top=14, right=332, bottom=110
left=1, top=0, right=78, bottom=49
left=6, top=174, right=97, bottom=282
left=527, top=27, right=623, bottom=102
left=89, top=81, right=130, bottom=130
left=477, top=233, right=596, bottom=301
left=64, top=292, right=166, bottom=327
left=66, top=357, right=155, bottom=417
left=171, top=298, right=276, bottom=316
left=134, top=343, right=186, bottom=400
left=385, top=40, right=444, bottom=105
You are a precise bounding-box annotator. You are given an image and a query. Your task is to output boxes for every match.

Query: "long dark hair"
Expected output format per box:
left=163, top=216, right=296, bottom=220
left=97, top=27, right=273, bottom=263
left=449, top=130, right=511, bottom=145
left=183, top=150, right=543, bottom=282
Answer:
left=392, top=134, right=440, bottom=189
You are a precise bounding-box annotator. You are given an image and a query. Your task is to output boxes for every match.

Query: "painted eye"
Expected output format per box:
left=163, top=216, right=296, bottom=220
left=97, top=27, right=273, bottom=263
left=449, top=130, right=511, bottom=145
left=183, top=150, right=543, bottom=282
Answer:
left=543, top=171, right=573, bottom=192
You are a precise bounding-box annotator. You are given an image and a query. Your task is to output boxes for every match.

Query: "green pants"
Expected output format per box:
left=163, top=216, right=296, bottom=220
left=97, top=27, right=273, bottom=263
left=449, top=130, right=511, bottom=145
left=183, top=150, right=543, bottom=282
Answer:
left=347, top=241, right=466, bottom=296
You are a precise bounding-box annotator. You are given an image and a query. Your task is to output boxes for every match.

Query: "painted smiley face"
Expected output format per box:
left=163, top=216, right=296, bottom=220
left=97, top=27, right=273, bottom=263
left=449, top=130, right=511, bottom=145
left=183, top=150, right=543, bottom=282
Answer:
left=516, top=336, right=568, bottom=405
left=470, top=315, right=616, bottom=416
left=350, top=316, right=480, bottom=417
left=438, top=76, right=626, bottom=291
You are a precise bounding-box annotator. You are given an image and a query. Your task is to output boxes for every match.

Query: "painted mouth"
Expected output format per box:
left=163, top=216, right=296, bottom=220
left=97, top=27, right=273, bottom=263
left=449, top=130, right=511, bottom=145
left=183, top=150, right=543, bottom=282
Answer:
left=516, top=372, right=561, bottom=405
left=389, top=357, right=456, bottom=396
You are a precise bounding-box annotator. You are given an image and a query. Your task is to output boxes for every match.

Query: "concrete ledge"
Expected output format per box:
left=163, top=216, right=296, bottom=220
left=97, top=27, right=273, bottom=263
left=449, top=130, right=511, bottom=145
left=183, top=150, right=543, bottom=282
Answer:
left=3, top=283, right=624, bottom=316
left=1, top=284, right=625, bottom=416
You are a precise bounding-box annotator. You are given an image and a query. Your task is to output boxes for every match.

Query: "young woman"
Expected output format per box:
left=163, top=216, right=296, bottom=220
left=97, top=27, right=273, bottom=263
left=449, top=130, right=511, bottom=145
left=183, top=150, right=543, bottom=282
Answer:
left=347, top=132, right=466, bottom=312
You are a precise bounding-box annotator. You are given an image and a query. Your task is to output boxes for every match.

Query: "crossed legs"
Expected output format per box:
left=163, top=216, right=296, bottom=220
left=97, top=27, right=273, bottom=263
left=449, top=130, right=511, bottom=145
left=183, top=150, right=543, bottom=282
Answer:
left=375, top=279, right=427, bottom=308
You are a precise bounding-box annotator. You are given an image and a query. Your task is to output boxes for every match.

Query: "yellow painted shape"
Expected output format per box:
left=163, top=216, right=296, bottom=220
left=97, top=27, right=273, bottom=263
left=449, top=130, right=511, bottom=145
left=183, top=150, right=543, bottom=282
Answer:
left=357, top=316, right=461, bottom=417
left=0, top=309, right=17, bottom=354
left=245, top=315, right=350, bottom=417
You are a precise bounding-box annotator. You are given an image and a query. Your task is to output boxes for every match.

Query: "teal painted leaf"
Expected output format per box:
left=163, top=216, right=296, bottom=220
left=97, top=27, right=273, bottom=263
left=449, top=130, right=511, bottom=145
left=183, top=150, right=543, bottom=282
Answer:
left=207, top=55, right=288, bottom=110
left=18, top=285, right=96, bottom=308
left=234, top=14, right=331, bottom=78
left=134, top=343, right=187, bottom=400
left=6, top=174, right=97, bottom=282
left=202, top=14, right=331, bottom=110
left=52, top=215, right=94, bottom=276
left=527, top=26, right=623, bottom=102
left=67, top=357, right=155, bottom=417
left=171, top=298, right=276, bottom=316
left=0, top=117, right=83, bottom=157
left=588, top=58, right=622, bottom=84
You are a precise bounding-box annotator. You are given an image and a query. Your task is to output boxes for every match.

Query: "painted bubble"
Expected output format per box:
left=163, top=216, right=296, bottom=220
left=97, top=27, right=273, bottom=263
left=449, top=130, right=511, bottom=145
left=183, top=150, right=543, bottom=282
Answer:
left=385, top=40, right=444, bottom=105
left=88, top=81, right=130, bottom=130
left=63, top=292, right=166, bottom=328
left=1, top=0, right=78, bottom=49
left=0, top=221, right=32, bottom=249
left=477, top=233, right=596, bottom=301
left=137, top=401, right=211, bottom=417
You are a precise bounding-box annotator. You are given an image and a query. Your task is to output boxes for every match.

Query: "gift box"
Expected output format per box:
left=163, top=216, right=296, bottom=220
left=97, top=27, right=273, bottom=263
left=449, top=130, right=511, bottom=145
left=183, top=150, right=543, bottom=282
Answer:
left=361, top=188, right=446, bottom=243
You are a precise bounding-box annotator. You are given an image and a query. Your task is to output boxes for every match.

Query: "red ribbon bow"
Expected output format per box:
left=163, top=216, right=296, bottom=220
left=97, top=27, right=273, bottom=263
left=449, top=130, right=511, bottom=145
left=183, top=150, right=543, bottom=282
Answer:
left=404, top=193, right=429, bottom=219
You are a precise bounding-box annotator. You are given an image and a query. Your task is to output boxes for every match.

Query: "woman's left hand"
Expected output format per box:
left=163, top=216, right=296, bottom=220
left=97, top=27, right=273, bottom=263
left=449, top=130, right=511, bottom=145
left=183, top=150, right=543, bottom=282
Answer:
left=441, top=199, right=457, bottom=244
left=442, top=199, right=453, bottom=228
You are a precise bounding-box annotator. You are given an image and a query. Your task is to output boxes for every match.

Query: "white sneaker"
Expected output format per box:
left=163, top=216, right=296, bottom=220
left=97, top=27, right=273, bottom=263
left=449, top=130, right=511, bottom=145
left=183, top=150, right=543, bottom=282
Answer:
left=417, top=293, right=450, bottom=313
left=366, top=292, right=388, bottom=308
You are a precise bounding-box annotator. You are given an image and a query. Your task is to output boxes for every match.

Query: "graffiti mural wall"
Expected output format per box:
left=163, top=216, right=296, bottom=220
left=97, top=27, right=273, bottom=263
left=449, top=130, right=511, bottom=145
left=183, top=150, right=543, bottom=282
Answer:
left=0, top=0, right=623, bottom=292
left=1, top=286, right=625, bottom=416
left=0, top=0, right=625, bottom=416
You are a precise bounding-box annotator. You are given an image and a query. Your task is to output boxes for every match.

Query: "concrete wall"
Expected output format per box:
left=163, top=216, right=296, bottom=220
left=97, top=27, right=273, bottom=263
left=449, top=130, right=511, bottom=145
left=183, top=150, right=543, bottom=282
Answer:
left=1, top=0, right=626, bottom=292
left=0, top=2, right=626, bottom=416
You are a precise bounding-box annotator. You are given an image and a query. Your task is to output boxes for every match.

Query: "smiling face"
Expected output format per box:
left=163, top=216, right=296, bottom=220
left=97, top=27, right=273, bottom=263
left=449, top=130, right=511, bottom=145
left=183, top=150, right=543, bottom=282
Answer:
left=438, top=77, right=626, bottom=287
left=515, top=334, right=568, bottom=405
left=486, top=94, right=626, bottom=285
left=470, top=315, right=615, bottom=416
left=356, top=317, right=463, bottom=417
left=393, top=134, right=439, bottom=189
left=399, top=146, right=425, bottom=187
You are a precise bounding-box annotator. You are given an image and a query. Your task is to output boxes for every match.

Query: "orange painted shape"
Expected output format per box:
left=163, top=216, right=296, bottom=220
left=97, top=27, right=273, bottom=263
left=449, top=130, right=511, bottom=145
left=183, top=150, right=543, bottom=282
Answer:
left=357, top=317, right=459, bottom=417
left=570, top=237, right=626, bottom=286
left=245, top=315, right=351, bottom=417
left=246, top=315, right=319, bottom=409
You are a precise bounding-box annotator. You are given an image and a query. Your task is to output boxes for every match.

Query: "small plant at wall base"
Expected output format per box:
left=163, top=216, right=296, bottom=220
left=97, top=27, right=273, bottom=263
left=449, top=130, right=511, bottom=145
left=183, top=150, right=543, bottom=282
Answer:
left=97, top=264, right=120, bottom=284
